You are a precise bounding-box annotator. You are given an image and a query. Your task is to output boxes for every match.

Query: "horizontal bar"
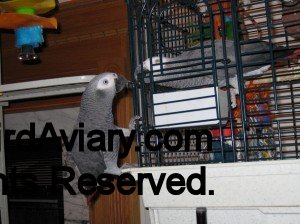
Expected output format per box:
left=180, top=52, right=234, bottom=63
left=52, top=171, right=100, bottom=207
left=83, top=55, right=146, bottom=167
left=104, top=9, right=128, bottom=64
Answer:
left=0, top=75, right=95, bottom=92
left=0, top=75, right=95, bottom=102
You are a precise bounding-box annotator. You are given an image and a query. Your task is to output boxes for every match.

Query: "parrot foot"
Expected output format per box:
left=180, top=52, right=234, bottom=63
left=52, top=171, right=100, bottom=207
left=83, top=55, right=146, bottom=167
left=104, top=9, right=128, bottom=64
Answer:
left=229, top=76, right=239, bottom=92
left=259, top=65, right=271, bottom=73
left=104, top=165, right=122, bottom=176
left=128, top=115, right=141, bottom=131
left=104, top=168, right=122, bottom=176
left=120, top=162, right=138, bottom=171
left=104, top=163, right=138, bottom=176
left=230, top=88, right=238, bottom=108
left=117, top=116, right=141, bottom=137
left=244, top=65, right=270, bottom=77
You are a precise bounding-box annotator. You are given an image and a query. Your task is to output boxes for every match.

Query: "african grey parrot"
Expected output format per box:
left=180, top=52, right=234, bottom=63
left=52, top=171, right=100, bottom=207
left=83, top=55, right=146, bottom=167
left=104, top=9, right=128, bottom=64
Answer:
left=71, top=72, right=134, bottom=177
left=142, top=39, right=290, bottom=107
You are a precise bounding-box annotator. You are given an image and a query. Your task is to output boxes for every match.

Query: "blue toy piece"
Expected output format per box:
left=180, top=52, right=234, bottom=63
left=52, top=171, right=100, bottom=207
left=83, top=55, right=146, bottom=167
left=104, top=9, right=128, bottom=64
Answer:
left=15, top=25, right=43, bottom=48
left=15, top=25, right=44, bottom=61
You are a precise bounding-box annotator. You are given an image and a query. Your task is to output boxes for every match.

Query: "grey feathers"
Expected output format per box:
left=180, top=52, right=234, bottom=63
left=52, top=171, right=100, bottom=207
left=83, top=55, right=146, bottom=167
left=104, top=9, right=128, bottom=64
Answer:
left=142, top=39, right=278, bottom=107
left=143, top=39, right=273, bottom=89
left=71, top=72, right=129, bottom=177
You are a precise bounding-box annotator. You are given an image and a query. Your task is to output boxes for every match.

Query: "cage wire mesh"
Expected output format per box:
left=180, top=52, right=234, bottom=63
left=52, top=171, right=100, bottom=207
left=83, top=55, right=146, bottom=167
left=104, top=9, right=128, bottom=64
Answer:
left=127, top=0, right=300, bottom=166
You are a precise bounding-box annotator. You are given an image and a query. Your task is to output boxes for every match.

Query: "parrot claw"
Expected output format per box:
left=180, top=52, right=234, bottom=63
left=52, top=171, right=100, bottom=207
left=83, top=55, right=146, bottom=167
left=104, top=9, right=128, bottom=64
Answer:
left=260, top=65, right=271, bottom=73
left=118, top=115, right=141, bottom=137
left=104, top=166, right=122, bottom=176
left=120, top=162, right=138, bottom=171
left=128, top=115, right=141, bottom=131
left=230, top=88, right=238, bottom=109
left=244, top=65, right=270, bottom=77
left=120, top=163, right=138, bottom=170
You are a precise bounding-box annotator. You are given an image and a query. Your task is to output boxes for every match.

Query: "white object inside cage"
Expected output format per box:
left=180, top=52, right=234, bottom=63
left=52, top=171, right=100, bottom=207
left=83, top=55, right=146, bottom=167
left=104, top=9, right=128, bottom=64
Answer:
left=153, top=87, right=228, bottom=129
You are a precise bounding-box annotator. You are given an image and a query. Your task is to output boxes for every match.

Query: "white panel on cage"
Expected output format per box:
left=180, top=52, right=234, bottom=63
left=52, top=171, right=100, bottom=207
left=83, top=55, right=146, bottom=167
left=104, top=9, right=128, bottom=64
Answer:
left=153, top=87, right=229, bottom=129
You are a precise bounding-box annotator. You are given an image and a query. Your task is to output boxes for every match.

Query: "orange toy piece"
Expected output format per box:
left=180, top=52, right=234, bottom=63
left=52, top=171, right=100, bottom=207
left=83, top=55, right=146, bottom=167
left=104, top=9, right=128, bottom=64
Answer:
left=0, top=13, right=57, bottom=29
left=233, top=81, right=274, bottom=133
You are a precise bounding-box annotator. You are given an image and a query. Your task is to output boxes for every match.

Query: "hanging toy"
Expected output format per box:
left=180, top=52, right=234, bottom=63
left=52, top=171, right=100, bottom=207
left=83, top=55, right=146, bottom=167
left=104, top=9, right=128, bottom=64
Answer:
left=0, top=0, right=58, bottom=62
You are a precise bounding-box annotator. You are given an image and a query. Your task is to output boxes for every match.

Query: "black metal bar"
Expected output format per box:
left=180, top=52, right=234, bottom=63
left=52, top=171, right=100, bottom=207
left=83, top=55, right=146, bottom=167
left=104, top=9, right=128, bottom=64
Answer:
left=231, top=0, right=249, bottom=161
left=196, top=207, right=207, bottom=224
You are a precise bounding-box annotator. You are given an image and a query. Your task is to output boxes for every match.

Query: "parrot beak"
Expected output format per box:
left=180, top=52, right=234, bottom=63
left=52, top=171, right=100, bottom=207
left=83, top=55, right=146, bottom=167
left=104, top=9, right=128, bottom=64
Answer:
left=126, top=81, right=134, bottom=89
left=115, top=75, right=130, bottom=93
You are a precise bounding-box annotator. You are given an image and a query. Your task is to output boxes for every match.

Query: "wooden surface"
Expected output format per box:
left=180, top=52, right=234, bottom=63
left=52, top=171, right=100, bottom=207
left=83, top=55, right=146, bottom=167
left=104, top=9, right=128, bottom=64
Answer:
left=1, top=0, right=129, bottom=111
left=1, top=0, right=128, bottom=83
left=1, top=0, right=140, bottom=223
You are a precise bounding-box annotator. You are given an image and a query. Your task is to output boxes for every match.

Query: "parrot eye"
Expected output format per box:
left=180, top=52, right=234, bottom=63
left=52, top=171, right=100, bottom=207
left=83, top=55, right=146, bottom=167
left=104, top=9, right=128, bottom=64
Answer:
left=103, top=79, right=109, bottom=85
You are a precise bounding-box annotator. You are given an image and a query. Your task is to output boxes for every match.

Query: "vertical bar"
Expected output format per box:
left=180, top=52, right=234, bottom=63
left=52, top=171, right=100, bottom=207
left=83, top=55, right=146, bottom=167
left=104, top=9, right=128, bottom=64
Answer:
left=265, top=0, right=278, bottom=110
left=142, top=2, right=154, bottom=166
left=127, top=0, right=139, bottom=117
left=127, top=0, right=143, bottom=166
left=290, top=82, right=299, bottom=159
left=196, top=207, right=207, bottom=224
left=217, top=1, right=231, bottom=163
left=207, top=2, right=225, bottom=162
left=0, top=33, right=9, bottom=224
left=231, top=0, right=249, bottom=161
left=148, top=1, right=158, bottom=128
left=149, top=1, right=161, bottom=166
left=276, top=120, right=283, bottom=160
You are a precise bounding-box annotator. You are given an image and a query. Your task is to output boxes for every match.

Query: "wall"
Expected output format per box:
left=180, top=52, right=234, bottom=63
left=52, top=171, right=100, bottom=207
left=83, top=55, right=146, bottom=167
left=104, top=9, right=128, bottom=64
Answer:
left=1, top=0, right=140, bottom=223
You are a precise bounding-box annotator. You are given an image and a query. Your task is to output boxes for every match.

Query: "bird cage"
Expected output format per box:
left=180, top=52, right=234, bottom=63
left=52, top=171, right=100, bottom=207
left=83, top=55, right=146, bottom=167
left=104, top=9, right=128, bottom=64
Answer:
left=127, top=0, right=300, bottom=167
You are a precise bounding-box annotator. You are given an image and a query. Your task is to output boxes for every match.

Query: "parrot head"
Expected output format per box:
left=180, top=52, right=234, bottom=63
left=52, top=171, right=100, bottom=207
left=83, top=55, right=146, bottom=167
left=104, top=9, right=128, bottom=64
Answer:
left=95, top=72, right=130, bottom=94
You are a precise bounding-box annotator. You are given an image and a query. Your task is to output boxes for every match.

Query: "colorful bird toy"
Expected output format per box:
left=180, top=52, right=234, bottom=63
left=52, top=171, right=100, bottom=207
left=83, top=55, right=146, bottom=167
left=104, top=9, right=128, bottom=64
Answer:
left=0, top=0, right=58, bottom=61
